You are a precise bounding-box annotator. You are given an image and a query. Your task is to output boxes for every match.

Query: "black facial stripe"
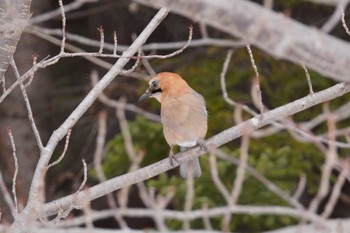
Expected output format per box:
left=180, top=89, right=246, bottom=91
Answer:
left=151, top=89, right=162, bottom=94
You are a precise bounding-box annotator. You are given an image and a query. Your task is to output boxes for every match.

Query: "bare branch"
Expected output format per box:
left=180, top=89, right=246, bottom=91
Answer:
left=28, top=26, right=244, bottom=53
left=10, top=59, right=44, bottom=149
left=342, top=10, right=350, bottom=36
left=7, top=128, right=19, bottom=216
left=321, top=159, right=349, bottom=219
left=93, top=110, right=129, bottom=229
left=292, top=174, right=307, bottom=201
left=113, top=31, right=118, bottom=56
left=308, top=103, right=338, bottom=214
left=183, top=172, right=195, bottom=231
left=24, top=54, right=38, bottom=88
left=0, top=171, right=16, bottom=218
left=97, top=26, right=104, bottom=54
left=30, top=0, right=97, bottom=24
left=47, top=129, right=72, bottom=169
left=246, top=43, right=264, bottom=115
left=321, top=0, right=349, bottom=33
left=302, top=64, right=314, bottom=94
left=58, top=0, right=66, bottom=53
left=76, top=159, right=87, bottom=193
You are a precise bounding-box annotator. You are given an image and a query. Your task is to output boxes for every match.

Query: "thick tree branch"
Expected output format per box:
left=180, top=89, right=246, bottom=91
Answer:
left=0, top=0, right=31, bottom=82
left=134, top=0, right=350, bottom=82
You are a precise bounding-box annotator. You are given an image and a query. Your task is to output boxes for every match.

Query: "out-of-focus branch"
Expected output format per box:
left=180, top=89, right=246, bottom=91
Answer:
left=0, top=0, right=31, bottom=81
left=134, top=0, right=350, bottom=82
left=27, top=26, right=245, bottom=53
left=30, top=0, right=97, bottom=24
left=308, top=103, right=338, bottom=214
left=321, top=157, right=350, bottom=219
left=56, top=205, right=319, bottom=228
left=321, top=0, right=349, bottom=33
left=0, top=171, right=16, bottom=218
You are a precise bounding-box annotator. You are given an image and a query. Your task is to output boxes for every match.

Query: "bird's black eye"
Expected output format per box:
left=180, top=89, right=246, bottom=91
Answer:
left=151, top=80, right=159, bottom=88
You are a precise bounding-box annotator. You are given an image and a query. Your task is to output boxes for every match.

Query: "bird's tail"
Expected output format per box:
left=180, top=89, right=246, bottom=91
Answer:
left=179, top=147, right=202, bottom=178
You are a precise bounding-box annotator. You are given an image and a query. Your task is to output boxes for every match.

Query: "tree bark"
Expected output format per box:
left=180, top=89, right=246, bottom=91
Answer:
left=0, top=0, right=31, bottom=78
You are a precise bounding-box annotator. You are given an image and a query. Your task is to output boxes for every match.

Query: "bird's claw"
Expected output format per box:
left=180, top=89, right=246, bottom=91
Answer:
left=197, top=139, right=208, bottom=152
left=169, top=153, right=180, bottom=167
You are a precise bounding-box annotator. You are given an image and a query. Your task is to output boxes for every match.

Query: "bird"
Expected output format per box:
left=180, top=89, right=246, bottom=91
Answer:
left=139, top=72, right=207, bottom=178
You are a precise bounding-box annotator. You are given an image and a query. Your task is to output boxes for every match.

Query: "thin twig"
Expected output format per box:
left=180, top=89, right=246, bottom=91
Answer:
left=308, top=103, right=338, bottom=215
left=223, top=132, right=250, bottom=232
left=76, top=159, right=87, bottom=193
left=201, top=203, right=213, bottom=230
left=30, top=0, right=96, bottom=24
left=302, top=64, right=314, bottom=94
left=321, top=0, right=349, bottom=33
left=1, top=75, right=5, bottom=93
left=183, top=171, right=195, bottom=231
left=321, top=159, right=349, bottom=219
left=113, top=31, right=118, bottom=56
left=209, top=152, right=231, bottom=203
left=24, top=54, right=38, bottom=88
left=246, top=43, right=264, bottom=116
left=10, top=59, right=43, bottom=149
left=93, top=110, right=129, bottom=229
left=220, top=49, right=236, bottom=107
left=97, top=26, right=104, bottom=54
left=29, top=25, right=245, bottom=53
left=231, top=132, right=250, bottom=204
left=292, top=174, right=307, bottom=200
left=342, top=10, right=350, bottom=36
left=47, top=129, right=72, bottom=169
left=59, top=0, right=66, bottom=53
left=7, top=127, right=18, bottom=216
left=0, top=171, right=16, bottom=218
left=57, top=204, right=320, bottom=227
left=220, top=50, right=256, bottom=117
left=122, top=49, right=141, bottom=74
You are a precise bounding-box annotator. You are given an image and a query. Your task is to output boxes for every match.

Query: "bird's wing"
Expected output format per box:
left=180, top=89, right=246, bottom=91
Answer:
left=161, top=91, right=207, bottom=145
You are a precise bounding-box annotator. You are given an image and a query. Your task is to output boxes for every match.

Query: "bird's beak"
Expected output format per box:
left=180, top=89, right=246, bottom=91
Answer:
left=138, top=90, right=152, bottom=102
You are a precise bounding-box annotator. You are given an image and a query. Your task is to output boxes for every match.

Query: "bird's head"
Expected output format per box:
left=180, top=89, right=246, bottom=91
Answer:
left=138, top=72, right=189, bottom=103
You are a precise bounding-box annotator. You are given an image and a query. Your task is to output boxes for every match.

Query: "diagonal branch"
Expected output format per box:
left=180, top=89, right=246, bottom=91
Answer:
left=134, top=0, right=350, bottom=82
left=41, top=82, right=350, bottom=218
left=10, top=8, right=170, bottom=232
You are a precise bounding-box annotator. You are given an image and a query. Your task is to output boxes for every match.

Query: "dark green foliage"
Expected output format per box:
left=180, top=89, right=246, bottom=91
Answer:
left=101, top=116, right=168, bottom=178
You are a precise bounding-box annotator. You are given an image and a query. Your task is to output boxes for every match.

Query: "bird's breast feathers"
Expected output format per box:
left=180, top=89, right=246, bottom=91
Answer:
left=161, top=90, right=207, bottom=145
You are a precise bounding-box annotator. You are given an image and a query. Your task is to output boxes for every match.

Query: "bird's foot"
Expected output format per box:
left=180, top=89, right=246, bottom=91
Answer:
left=169, top=152, right=180, bottom=167
left=197, top=138, right=208, bottom=152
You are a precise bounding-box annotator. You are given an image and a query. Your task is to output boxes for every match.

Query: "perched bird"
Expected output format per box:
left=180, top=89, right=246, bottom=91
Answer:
left=139, top=72, right=207, bottom=178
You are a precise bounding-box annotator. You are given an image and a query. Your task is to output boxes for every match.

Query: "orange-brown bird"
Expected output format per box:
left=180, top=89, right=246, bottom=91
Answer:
left=139, top=72, right=207, bottom=178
